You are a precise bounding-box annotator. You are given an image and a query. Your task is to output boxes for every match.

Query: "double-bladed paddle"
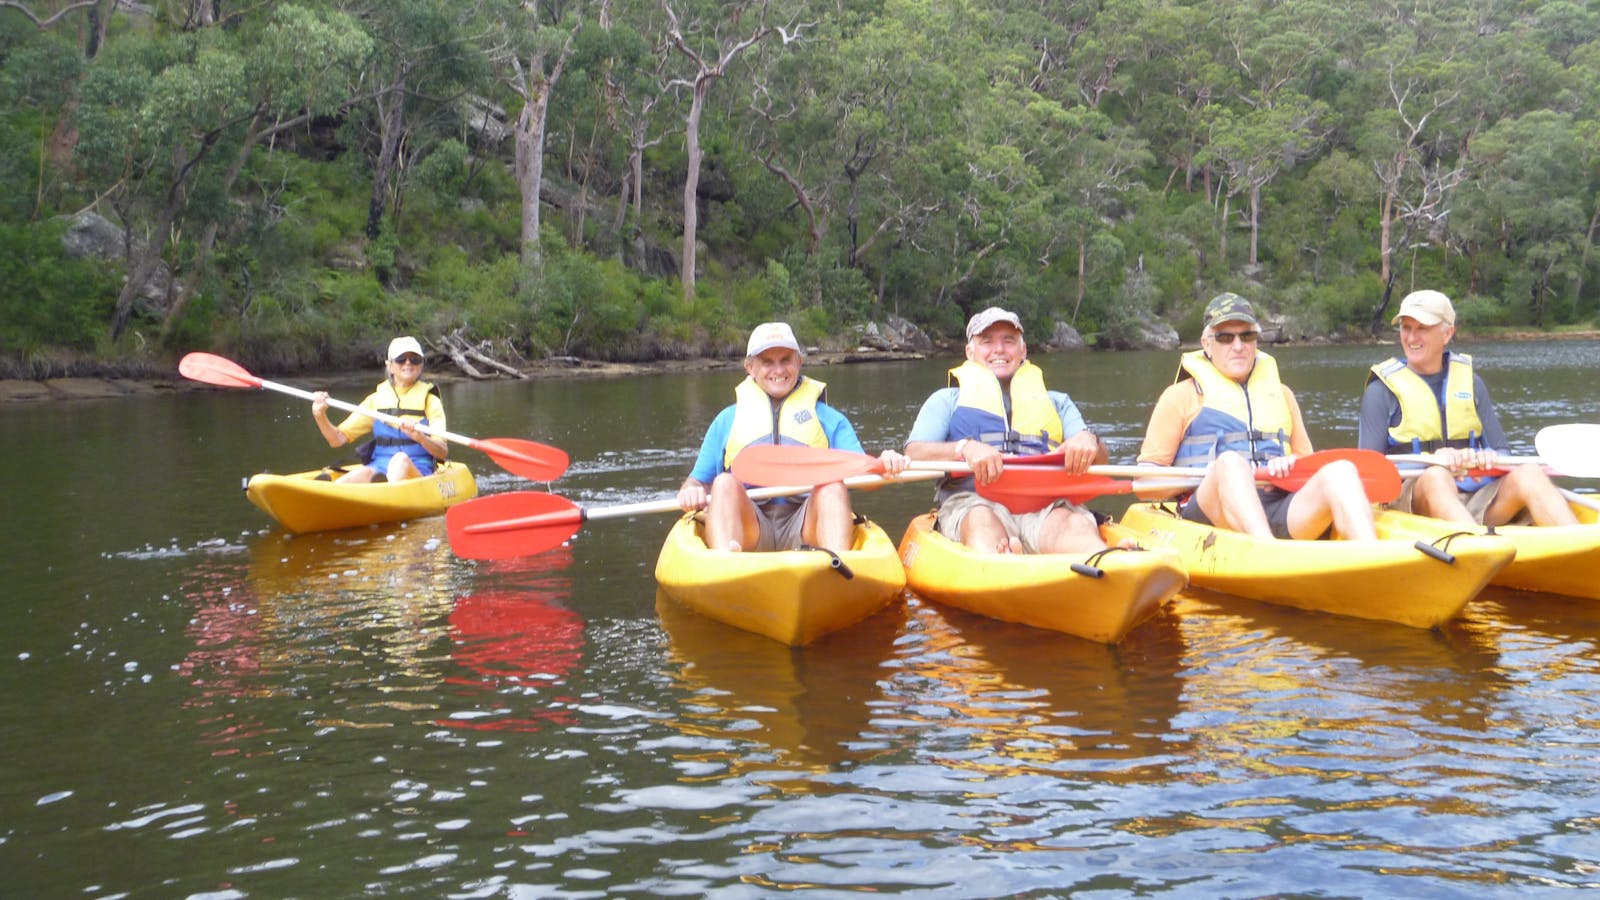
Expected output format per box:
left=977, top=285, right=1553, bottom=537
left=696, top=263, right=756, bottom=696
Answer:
left=446, top=469, right=947, bottom=560
left=1535, top=424, right=1600, bottom=478
left=178, top=352, right=569, bottom=481
left=730, top=444, right=1404, bottom=505
left=1385, top=424, right=1600, bottom=480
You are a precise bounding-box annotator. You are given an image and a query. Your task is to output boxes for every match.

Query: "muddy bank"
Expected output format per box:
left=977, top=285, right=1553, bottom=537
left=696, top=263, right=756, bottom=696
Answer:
left=0, top=349, right=930, bottom=404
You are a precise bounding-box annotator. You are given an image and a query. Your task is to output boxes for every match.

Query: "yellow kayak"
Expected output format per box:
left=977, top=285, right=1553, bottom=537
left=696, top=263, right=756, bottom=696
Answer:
left=244, top=461, right=477, bottom=533
left=1375, top=500, right=1600, bottom=599
left=1119, top=501, right=1515, bottom=628
left=897, top=513, right=1187, bottom=643
left=653, top=514, right=906, bottom=646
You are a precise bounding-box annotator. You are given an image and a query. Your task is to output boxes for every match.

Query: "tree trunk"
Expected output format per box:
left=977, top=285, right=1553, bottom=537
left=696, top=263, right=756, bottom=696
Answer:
left=366, top=68, right=407, bottom=240
left=515, top=58, right=555, bottom=274
left=680, top=76, right=709, bottom=299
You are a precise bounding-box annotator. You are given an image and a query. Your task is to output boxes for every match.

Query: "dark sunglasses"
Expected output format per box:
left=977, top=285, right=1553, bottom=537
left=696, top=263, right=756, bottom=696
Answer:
left=393, top=354, right=424, bottom=365
left=1210, top=330, right=1259, bottom=345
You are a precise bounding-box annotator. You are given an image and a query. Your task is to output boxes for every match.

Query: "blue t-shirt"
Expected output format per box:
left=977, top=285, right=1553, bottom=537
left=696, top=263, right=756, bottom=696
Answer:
left=687, top=401, right=866, bottom=486
left=905, top=386, right=1090, bottom=503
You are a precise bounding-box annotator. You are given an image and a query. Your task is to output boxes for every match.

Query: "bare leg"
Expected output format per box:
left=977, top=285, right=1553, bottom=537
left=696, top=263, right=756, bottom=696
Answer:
left=1034, top=506, right=1108, bottom=554
left=1483, top=465, right=1580, bottom=527
left=1285, top=459, right=1377, bottom=540
left=705, top=473, right=762, bottom=552
left=386, top=453, right=422, bottom=483
left=801, top=481, right=856, bottom=554
left=336, top=465, right=377, bottom=484
left=1194, top=452, right=1273, bottom=537
left=1408, top=466, right=1474, bottom=523
left=960, top=506, right=1016, bottom=554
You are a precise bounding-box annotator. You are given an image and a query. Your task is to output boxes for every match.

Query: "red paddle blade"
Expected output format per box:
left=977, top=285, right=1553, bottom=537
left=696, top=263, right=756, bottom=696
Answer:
left=178, top=352, right=263, bottom=389
left=731, top=444, right=885, bottom=486
left=1266, top=448, right=1402, bottom=503
left=976, top=469, right=1133, bottom=513
left=473, top=438, right=570, bottom=481
left=447, top=491, right=585, bottom=560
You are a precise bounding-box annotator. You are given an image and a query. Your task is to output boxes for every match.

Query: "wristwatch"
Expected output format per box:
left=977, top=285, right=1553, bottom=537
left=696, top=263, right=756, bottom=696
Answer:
left=954, top=438, right=970, bottom=459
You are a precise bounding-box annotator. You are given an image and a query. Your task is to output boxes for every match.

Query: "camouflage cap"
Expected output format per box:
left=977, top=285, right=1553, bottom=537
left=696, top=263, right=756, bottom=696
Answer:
left=1202, top=292, right=1259, bottom=329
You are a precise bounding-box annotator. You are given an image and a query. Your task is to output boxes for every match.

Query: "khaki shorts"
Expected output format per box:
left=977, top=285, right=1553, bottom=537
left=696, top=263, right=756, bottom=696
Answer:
left=754, top=497, right=813, bottom=551
left=1389, top=477, right=1519, bottom=524
left=934, top=492, right=1100, bottom=554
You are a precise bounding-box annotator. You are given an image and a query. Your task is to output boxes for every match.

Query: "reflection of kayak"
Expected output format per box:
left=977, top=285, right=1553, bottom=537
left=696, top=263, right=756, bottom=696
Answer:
left=1374, top=501, right=1600, bottom=600
left=244, top=461, right=477, bottom=533
left=898, top=600, right=1186, bottom=780
left=897, top=513, right=1186, bottom=643
left=653, top=514, right=906, bottom=645
left=1120, top=501, right=1515, bottom=628
left=655, top=590, right=903, bottom=769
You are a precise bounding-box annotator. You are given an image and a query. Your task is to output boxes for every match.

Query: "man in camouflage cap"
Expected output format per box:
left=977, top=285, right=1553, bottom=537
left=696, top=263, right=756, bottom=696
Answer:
left=1136, top=292, right=1377, bottom=540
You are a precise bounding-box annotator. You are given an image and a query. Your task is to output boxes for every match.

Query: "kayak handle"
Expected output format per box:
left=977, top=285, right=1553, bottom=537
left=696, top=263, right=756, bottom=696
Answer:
left=1412, top=538, right=1462, bottom=565
left=801, top=545, right=855, bottom=580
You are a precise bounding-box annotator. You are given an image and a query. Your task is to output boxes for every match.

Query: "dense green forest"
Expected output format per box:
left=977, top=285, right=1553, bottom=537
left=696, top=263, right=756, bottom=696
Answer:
left=2, top=0, right=1598, bottom=376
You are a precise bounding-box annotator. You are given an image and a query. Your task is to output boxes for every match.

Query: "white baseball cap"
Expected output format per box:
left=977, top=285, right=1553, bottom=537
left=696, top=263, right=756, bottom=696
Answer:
left=746, top=322, right=802, bottom=357
left=387, top=336, right=424, bottom=361
left=1392, top=290, right=1455, bottom=327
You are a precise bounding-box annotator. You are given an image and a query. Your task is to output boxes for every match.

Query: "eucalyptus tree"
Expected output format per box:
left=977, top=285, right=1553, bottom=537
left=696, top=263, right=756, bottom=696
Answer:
left=660, top=0, right=804, bottom=299
left=71, top=4, right=373, bottom=338
left=343, top=0, right=497, bottom=242
left=1455, top=110, right=1591, bottom=324
left=490, top=0, right=584, bottom=276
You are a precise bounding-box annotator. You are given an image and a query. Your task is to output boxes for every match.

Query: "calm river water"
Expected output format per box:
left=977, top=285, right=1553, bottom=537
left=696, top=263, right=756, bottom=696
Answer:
left=3, top=340, right=1600, bottom=897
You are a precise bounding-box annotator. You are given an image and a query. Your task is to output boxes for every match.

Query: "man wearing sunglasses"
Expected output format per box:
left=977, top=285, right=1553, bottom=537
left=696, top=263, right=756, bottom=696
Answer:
left=311, top=335, right=448, bottom=483
left=1358, top=289, right=1575, bottom=526
left=1136, top=293, right=1376, bottom=540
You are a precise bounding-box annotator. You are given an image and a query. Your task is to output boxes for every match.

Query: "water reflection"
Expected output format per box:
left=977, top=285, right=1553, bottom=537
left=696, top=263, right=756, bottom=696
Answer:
left=886, top=599, right=1187, bottom=783
left=656, top=590, right=906, bottom=774
left=178, top=521, right=465, bottom=749
left=440, top=548, right=584, bottom=733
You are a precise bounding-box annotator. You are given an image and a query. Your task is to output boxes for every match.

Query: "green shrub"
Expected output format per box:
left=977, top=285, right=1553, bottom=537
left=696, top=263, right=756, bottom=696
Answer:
left=0, top=221, right=118, bottom=355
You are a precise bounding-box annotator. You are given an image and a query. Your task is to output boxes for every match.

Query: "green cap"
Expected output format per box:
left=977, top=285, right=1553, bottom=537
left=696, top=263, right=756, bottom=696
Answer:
left=1203, top=293, right=1258, bottom=329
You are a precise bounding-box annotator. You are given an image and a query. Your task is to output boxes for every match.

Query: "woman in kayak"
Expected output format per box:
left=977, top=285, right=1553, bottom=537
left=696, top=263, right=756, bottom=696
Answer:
left=311, top=336, right=448, bottom=483
left=1137, top=293, right=1377, bottom=540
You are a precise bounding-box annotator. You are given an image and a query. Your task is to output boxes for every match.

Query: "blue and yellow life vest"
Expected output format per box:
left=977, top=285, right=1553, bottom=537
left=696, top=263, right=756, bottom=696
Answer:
left=721, top=375, right=830, bottom=469
left=946, top=360, right=1063, bottom=456
left=1367, top=353, right=1483, bottom=453
left=365, top=378, right=441, bottom=473
left=1173, top=349, right=1294, bottom=467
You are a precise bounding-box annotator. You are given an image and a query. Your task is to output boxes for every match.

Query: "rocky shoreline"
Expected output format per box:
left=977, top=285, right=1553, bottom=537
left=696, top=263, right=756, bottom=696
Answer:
left=3, top=329, right=1594, bottom=404
left=0, top=349, right=931, bottom=404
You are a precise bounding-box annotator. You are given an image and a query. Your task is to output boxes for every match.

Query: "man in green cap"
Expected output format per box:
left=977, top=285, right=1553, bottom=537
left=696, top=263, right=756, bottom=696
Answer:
left=1136, top=293, right=1377, bottom=540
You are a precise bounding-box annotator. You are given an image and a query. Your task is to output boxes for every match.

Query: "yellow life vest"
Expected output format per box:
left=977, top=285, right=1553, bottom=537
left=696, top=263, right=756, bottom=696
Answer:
left=1173, top=349, right=1294, bottom=466
left=1367, top=353, right=1483, bottom=451
left=946, top=360, right=1063, bottom=455
left=722, top=375, right=830, bottom=468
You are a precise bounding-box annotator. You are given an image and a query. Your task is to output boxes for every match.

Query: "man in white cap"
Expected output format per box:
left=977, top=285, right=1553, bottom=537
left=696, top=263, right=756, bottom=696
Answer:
left=677, top=322, right=908, bottom=553
left=311, top=335, right=448, bottom=483
left=1358, top=289, right=1576, bottom=525
left=1138, top=293, right=1377, bottom=540
left=904, top=306, right=1112, bottom=554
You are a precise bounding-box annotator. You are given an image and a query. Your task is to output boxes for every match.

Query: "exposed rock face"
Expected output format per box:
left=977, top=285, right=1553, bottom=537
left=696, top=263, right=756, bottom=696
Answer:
left=1102, top=320, right=1180, bottom=350
left=59, top=211, right=175, bottom=317
left=1042, top=321, right=1087, bottom=350
left=854, top=316, right=934, bottom=352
